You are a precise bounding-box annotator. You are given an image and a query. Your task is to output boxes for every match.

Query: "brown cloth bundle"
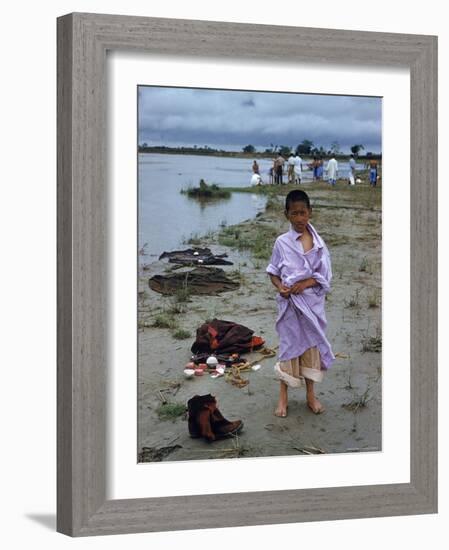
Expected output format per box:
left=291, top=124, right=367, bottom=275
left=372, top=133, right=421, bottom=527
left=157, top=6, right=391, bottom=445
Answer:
left=191, top=318, right=265, bottom=355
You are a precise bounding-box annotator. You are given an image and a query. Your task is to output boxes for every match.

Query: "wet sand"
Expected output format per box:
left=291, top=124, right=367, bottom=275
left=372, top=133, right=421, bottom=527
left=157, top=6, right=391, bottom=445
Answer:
left=138, top=176, right=382, bottom=461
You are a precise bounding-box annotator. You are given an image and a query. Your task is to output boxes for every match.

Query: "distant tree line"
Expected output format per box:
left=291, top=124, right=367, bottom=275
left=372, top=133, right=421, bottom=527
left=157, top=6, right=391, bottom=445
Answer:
left=138, top=141, right=381, bottom=159
left=139, top=144, right=231, bottom=156
left=247, top=140, right=380, bottom=159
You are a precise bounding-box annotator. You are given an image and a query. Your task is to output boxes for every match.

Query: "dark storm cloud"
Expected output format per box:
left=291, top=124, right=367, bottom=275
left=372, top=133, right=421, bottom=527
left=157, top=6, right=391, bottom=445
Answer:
left=138, top=86, right=382, bottom=153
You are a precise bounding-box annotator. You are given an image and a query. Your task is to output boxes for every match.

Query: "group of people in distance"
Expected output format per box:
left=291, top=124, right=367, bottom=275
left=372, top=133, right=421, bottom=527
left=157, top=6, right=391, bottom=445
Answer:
left=252, top=153, right=303, bottom=186
left=251, top=152, right=379, bottom=187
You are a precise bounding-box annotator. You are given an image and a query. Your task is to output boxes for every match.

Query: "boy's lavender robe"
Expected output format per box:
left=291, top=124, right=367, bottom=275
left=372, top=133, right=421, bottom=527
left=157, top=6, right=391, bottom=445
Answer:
left=266, top=223, right=335, bottom=370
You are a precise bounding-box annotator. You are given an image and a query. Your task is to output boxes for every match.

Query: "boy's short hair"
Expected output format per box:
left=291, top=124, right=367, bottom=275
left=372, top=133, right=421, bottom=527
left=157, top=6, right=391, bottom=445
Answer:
left=285, top=189, right=311, bottom=211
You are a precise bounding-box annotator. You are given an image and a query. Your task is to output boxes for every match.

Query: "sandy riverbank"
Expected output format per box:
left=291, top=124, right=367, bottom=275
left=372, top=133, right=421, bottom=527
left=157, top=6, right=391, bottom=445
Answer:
left=138, top=175, right=382, bottom=462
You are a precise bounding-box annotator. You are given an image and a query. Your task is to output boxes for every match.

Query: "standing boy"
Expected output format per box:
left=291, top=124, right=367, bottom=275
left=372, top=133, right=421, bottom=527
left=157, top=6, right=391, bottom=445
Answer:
left=266, top=190, right=335, bottom=417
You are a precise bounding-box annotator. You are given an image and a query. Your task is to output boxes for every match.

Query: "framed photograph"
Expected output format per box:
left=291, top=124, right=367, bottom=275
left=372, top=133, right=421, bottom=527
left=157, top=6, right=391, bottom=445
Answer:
left=57, top=13, right=437, bottom=536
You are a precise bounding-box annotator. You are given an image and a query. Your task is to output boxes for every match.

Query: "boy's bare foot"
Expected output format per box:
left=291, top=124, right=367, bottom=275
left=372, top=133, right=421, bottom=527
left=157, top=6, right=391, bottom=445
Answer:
left=307, top=396, right=325, bottom=414
left=274, top=404, right=288, bottom=418
left=275, top=380, right=289, bottom=417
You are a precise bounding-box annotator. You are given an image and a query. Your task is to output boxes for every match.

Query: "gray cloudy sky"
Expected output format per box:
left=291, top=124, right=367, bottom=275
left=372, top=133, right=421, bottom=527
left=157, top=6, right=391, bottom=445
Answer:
left=138, top=86, right=382, bottom=154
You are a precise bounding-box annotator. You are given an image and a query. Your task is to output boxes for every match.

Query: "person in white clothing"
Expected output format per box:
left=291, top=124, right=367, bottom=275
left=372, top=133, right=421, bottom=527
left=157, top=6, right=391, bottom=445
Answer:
left=348, top=154, right=356, bottom=185
left=287, top=154, right=296, bottom=184
left=251, top=173, right=262, bottom=186
left=293, top=154, right=303, bottom=184
left=326, top=156, right=338, bottom=186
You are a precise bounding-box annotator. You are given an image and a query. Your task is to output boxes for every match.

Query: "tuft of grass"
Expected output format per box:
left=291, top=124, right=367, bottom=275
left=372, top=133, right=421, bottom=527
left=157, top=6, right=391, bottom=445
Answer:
left=342, top=387, right=371, bottom=412
left=361, top=336, right=382, bottom=353
left=139, top=242, right=148, bottom=256
left=345, top=289, right=360, bottom=308
left=172, top=328, right=191, bottom=340
left=138, top=319, right=152, bottom=329
left=152, top=313, right=179, bottom=330
left=174, top=286, right=191, bottom=303
left=359, top=257, right=369, bottom=272
left=218, top=225, right=278, bottom=260
left=228, top=269, right=246, bottom=283
left=218, top=223, right=278, bottom=260
left=156, top=402, right=186, bottom=421
left=320, top=233, right=351, bottom=247
left=167, top=302, right=186, bottom=315
left=368, top=291, right=380, bottom=308
left=265, top=196, right=282, bottom=210
left=345, top=372, right=354, bottom=390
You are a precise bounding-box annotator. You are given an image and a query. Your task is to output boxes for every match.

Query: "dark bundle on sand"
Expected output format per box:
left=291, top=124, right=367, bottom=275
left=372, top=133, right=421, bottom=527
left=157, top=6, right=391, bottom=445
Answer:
left=159, top=247, right=233, bottom=266
left=191, top=318, right=265, bottom=355
left=187, top=394, right=243, bottom=442
left=148, top=267, right=240, bottom=296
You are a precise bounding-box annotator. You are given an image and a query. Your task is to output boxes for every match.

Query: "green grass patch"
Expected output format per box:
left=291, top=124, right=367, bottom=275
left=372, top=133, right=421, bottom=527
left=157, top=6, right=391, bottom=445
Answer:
left=265, top=196, right=283, bottom=210
left=171, top=328, right=191, bottom=340
left=345, top=289, right=360, bottom=309
left=174, top=286, right=191, bottom=303
left=217, top=221, right=278, bottom=260
left=361, top=336, right=382, bottom=352
left=167, top=301, right=186, bottom=314
left=152, top=313, right=179, bottom=330
left=342, top=388, right=371, bottom=412
left=368, top=291, right=380, bottom=308
left=181, top=179, right=231, bottom=199
left=228, top=269, right=247, bottom=283
left=359, top=257, right=369, bottom=272
left=156, top=402, right=186, bottom=421
left=223, top=185, right=279, bottom=195
left=320, top=233, right=351, bottom=247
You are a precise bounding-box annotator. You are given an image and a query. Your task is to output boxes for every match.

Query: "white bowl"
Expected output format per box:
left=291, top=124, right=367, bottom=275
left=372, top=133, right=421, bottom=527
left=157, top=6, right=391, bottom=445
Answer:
left=183, top=368, right=195, bottom=378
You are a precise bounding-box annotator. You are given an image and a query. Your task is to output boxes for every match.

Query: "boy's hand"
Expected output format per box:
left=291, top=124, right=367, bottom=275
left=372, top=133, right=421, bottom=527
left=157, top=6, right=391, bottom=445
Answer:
left=290, top=278, right=316, bottom=294
left=278, top=285, right=291, bottom=298
left=290, top=281, right=307, bottom=294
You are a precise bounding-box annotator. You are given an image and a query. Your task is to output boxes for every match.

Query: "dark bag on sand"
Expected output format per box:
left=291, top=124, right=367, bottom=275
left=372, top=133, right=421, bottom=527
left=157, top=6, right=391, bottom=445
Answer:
left=187, top=394, right=243, bottom=442
left=190, top=318, right=265, bottom=355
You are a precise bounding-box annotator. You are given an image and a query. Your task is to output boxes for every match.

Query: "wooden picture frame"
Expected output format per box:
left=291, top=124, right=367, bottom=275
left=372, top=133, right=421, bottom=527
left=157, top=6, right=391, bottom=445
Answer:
left=57, top=12, right=437, bottom=536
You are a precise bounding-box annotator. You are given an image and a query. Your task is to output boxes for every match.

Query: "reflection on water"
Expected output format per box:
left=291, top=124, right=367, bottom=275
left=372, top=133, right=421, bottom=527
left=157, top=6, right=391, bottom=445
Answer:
left=185, top=195, right=231, bottom=212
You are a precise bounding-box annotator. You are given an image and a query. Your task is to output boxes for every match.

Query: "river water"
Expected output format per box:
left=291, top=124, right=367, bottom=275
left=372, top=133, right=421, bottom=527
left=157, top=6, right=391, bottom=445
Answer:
left=138, top=153, right=362, bottom=259
left=139, top=153, right=268, bottom=258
